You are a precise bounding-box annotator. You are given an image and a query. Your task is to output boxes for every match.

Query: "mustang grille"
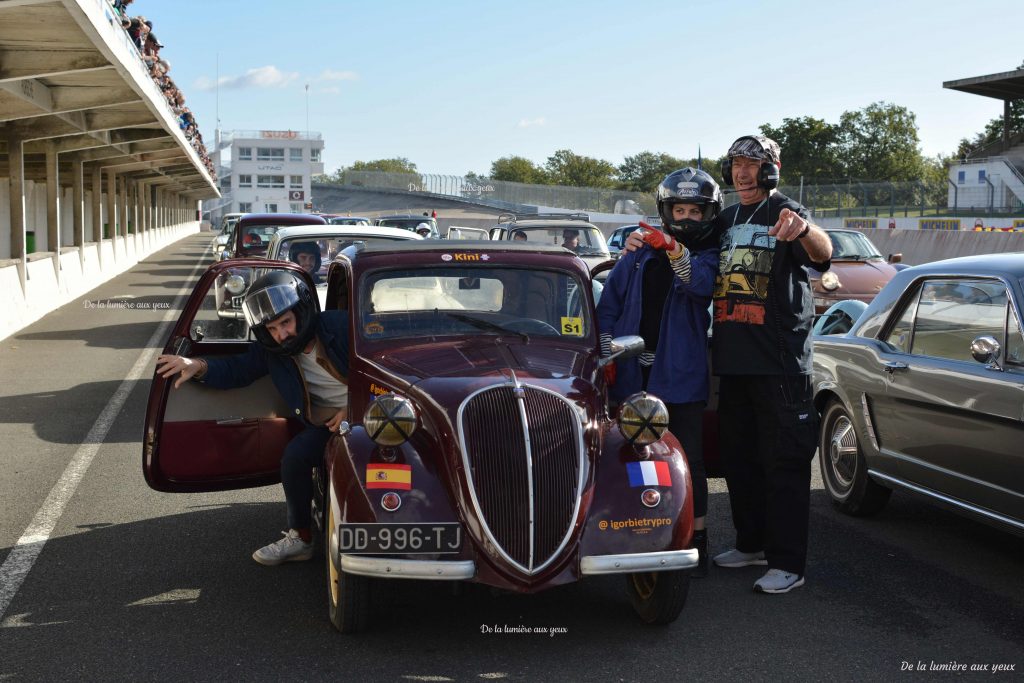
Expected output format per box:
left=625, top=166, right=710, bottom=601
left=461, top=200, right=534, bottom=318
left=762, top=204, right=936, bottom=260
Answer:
left=460, top=384, right=582, bottom=572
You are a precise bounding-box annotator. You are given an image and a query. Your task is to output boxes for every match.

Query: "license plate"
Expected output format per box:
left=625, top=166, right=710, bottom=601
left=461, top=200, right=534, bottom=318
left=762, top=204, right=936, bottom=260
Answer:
left=231, top=295, right=243, bottom=308
left=337, top=523, right=462, bottom=554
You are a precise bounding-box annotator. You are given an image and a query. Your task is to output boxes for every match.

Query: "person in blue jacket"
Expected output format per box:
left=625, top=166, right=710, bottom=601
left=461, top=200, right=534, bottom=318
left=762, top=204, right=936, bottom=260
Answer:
left=156, top=270, right=349, bottom=566
left=596, top=167, right=722, bottom=576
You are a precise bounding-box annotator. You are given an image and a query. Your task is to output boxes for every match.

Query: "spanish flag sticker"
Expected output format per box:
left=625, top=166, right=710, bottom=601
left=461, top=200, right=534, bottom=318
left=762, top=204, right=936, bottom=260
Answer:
left=366, top=463, right=412, bottom=490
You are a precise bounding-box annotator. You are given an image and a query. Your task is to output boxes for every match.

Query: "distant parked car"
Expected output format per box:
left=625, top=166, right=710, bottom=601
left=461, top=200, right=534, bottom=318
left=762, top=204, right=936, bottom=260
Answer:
left=812, top=252, right=1024, bottom=536
left=375, top=214, right=440, bottom=238
left=328, top=216, right=372, bottom=226
left=224, top=213, right=327, bottom=261
left=489, top=213, right=612, bottom=273
left=808, top=229, right=902, bottom=314
left=606, top=225, right=644, bottom=257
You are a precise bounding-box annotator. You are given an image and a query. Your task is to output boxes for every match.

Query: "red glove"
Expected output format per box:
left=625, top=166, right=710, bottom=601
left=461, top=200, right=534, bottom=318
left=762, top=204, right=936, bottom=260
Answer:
left=603, top=362, right=617, bottom=387
left=639, top=222, right=678, bottom=252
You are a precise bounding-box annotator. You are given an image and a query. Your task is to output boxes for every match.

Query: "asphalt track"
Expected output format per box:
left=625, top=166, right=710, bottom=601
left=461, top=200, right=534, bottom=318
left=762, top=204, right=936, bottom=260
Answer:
left=0, top=232, right=1021, bottom=681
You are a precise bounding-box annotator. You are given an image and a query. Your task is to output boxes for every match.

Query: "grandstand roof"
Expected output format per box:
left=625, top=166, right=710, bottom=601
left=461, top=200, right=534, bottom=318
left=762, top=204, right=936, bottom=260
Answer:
left=943, top=68, right=1024, bottom=101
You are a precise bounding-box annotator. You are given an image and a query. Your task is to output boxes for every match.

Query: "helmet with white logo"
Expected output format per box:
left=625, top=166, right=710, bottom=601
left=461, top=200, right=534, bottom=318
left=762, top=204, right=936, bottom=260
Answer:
left=655, top=167, right=723, bottom=249
left=415, top=222, right=432, bottom=237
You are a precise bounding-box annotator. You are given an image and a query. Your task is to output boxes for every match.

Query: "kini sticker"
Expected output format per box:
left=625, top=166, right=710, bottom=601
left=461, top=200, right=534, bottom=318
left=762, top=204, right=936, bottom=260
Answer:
left=626, top=461, right=672, bottom=488
left=366, top=463, right=412, bottom=490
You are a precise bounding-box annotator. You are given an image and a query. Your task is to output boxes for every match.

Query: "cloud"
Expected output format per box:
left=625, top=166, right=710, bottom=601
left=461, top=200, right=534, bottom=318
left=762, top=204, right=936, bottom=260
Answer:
left=194, top=65, right=300, bottom=91
left=517, top=117, right=546, bottom=128
left=317, top=69, right=359, bottom=82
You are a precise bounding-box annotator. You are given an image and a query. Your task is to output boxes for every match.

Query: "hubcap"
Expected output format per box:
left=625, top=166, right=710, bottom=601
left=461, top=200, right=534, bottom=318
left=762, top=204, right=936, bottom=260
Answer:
left=631, top=572, right=657, bottom=600
left=828, top=415, right=858, bottom=491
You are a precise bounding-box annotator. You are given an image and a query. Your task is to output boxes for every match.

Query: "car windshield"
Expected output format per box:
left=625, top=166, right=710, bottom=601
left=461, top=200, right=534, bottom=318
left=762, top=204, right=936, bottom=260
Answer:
left=329, top=217, right=370, bottom=226
left=508, top=226, right=609, bottom=257
left=378, top=218, right=435, bottom=232
left=359, top=266, right=593, bottom=342
left=239, top=224, right=291, bottom=255
left=278, top=235, right=409, bottom=281
left=828, top=231, right=883, bottom=260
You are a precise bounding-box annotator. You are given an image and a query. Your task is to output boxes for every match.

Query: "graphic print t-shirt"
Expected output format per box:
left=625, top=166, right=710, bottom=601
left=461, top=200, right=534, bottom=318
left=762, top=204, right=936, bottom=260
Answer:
left=711, top=192, right=828, bottom=376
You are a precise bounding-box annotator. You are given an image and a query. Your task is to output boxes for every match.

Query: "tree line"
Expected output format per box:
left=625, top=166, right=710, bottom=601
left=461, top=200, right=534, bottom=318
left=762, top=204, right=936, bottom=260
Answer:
left=316, top=100, right=1021, bottom=193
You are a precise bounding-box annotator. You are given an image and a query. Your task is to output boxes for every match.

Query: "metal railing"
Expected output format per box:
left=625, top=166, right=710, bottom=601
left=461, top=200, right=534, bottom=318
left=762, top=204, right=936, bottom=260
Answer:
left=332, top=171, right=654, bottom=215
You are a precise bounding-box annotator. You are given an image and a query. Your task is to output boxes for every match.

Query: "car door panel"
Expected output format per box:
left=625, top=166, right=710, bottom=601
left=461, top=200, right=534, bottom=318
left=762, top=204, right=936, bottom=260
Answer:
left=144, top=259, right=315, bottom=493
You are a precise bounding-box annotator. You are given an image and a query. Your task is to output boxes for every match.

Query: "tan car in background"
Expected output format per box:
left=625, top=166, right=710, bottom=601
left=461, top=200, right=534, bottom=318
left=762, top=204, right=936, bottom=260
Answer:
left=809, top=229, right=902, bottom=313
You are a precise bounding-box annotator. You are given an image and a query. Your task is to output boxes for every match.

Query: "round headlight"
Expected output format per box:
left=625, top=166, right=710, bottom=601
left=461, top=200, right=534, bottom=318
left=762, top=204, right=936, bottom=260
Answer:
left=224, top=274, right=247, bottom=295
left=820, top=271, right=841, bottom=291
left=364, top=394, right=417, bottom=446
left=617, top=392, right=669, bottom=446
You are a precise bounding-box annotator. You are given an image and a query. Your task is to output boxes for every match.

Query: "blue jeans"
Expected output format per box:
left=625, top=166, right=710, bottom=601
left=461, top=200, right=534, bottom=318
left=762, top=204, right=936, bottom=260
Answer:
left=281, top=426, right=331, bottom=530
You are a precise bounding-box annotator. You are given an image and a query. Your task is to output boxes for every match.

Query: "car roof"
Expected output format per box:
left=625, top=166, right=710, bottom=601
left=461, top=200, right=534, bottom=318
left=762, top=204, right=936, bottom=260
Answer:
left=898, top=252, right=1024, bottom=279
left=237, top=213, right=327, bottom=226
left=501, top=219, right=598, bottom=229
left=271, top=225, right=423, bottom=241
left=376, top=214, right=435, bottom=220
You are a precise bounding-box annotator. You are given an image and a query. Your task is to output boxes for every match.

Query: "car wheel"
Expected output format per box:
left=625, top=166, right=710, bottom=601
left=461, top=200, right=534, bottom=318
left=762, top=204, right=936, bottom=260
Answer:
left=625, top=570, right=689, bottom=625
left=325, top=503, right=370, bottom=633
left=819, top=399, right=891, bottom=516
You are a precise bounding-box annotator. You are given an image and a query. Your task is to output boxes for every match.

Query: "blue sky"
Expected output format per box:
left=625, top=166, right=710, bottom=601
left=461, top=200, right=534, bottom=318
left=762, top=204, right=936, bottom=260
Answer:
left=151, top=0, right=1023, bottom=178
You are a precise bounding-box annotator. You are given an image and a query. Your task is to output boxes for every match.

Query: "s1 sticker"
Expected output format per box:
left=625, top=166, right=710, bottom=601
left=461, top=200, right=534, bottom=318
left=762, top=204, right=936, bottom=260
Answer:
left=560, top=317, right=583, bottom=336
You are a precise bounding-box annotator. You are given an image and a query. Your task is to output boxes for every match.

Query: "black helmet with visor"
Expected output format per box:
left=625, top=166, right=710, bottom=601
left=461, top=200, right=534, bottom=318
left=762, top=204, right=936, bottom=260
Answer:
left=241, top=271, right=318, bottom=356
left=656, top=167, right=723, bottom=249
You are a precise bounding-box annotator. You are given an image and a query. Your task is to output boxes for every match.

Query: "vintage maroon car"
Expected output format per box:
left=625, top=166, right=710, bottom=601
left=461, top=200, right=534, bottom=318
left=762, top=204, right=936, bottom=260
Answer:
left=143, top=242, right=698, bottom=632
left=214, top=213, right=328, bottom=331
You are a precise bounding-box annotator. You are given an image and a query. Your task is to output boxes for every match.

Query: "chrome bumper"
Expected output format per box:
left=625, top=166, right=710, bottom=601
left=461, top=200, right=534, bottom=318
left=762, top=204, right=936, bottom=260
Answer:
left=580, top=549, right=698, bottom=575
left=340, top=555, right=476, bottom=580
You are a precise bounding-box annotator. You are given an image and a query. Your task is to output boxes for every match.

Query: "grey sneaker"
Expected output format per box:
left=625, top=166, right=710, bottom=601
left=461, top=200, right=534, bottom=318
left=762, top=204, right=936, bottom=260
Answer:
left=753, top=568, right=805, bottom=594
left=252, top=530, right=314, bottom=566
left=713, top=548, right=767, bottom=568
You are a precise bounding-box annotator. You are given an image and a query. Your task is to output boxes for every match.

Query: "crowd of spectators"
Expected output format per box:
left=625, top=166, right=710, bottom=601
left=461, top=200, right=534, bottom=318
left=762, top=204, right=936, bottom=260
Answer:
left=112, top=0, right=216, bottom=179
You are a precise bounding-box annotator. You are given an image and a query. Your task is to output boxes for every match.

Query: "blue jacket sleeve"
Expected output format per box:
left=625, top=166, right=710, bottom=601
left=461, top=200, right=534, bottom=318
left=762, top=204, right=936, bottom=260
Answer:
left=595, top=251, right=636, bottom=338
left=671, top=247, right=719, bottom=299
left=200, top=342, right=271, bottom=390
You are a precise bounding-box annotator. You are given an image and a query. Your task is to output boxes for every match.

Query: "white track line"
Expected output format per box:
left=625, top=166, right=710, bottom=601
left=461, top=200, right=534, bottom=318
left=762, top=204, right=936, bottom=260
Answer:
left=0, top=238, right=214, bottom=621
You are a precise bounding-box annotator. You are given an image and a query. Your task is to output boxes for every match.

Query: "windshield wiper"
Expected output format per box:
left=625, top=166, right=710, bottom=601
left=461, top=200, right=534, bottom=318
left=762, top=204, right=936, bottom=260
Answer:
left=443, top=312, right=529, bottom=342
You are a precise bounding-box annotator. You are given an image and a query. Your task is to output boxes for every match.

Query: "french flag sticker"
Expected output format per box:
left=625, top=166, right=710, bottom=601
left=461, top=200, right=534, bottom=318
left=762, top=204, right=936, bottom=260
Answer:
left=627, top=461, right=672, bottom=487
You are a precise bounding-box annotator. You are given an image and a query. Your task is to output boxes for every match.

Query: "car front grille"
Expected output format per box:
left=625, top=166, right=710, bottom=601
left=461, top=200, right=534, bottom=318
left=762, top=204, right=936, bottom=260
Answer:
left=459, top=382, right=583, bottom=573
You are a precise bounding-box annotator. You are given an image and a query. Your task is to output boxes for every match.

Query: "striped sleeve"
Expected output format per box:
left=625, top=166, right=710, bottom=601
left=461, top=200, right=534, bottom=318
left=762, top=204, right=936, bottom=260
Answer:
left=669, top=247, right=692, bottom=283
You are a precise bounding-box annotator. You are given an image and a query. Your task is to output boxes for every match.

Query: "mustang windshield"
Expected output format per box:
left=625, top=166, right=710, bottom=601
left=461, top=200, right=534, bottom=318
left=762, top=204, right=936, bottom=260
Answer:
left=359, top=266, right=593, bottom=341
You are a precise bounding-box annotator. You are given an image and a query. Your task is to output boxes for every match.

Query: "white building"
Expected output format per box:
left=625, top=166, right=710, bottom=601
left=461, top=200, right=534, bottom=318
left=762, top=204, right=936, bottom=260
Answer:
left=208, top=129, right=324, bottom=220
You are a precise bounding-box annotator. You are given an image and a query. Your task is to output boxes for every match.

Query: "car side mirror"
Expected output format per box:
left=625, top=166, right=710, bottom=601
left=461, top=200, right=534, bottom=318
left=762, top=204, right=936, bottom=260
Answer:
left=192, top=324, right=205, bottom=342
left=888, top=253, right=903, bottom=264
left=598, top=335, right=645, bottom=367
left=970, top=335, right=1002, bottom=370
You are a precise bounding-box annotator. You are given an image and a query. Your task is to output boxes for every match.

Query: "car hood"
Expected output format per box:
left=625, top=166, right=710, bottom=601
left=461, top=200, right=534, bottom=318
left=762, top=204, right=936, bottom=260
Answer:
left=371, top=340, right=587, bottom=383
left=811, top=259, right=897, bottom=291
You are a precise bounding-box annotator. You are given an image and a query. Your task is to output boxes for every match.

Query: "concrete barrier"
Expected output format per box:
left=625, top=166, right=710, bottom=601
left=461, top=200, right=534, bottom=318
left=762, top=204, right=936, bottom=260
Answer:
left=0, top=222, right=201, bottom=341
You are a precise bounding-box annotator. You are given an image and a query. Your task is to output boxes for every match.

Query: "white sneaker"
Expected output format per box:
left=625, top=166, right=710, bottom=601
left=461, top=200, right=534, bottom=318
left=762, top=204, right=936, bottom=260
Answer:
left=713, top=548, right=767, bottom=568
left=753, top=568, right=805, bottom=594
left=252, top=530, right=314, bottom=566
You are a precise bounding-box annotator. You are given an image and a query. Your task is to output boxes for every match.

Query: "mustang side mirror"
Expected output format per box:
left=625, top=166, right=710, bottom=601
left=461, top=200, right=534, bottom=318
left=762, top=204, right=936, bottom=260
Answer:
left=192, top=325, right=205, bottom=342
left=598, top=335, right=645, bottom=368
left=888, top=253, right=903, bottom=264
left=970, top=335, right=1002, bottom=370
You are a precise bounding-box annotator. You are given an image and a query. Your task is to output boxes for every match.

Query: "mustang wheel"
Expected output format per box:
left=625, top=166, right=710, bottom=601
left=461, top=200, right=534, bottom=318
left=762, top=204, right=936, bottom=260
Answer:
left=819, top=399, right=891, bottom=516
left=326, top=503, right=370, bottom=633
left=625, top=570, right=689, bottom=625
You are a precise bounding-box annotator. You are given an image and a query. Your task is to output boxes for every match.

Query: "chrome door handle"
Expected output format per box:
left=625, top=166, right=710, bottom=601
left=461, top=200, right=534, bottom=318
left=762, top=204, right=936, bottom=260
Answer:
left=882, top=361, right=908, bottom=374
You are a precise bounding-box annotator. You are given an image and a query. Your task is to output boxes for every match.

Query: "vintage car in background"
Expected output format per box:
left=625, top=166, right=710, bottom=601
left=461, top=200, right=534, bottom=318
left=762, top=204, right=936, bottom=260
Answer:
left=213, top=212, right=246, bottom=258
left=328, top=216, right=372, bottom=226
left=606, top=224, right=644, bottom=257
left=144, top=242, right=699, bottom=632
left=212, top=214, right=329, bottom=331
left=812, top=253, right=1024, bottom=537
left=808, top=229, right=902, bottom=313
left=375, top=214, right=440, bottom=238
left=488, top=213, right=613, bottom=273
left=446, top=225, right=490, bottom=240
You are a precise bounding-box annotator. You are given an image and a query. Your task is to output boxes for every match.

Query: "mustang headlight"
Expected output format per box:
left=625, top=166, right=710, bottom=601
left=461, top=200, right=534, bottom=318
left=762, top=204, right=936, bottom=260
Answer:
left=617, top=392, right=669, bottom=446
left=364, top=394, right=418, bottom=446
left=224, top=274, right=247, bottom=295
left=820, top=271, right=841, bottom=291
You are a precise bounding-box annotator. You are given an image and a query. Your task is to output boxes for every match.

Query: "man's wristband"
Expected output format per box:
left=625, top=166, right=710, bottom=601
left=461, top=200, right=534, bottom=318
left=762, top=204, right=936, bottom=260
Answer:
left=797, top=224, right=811, bottom=239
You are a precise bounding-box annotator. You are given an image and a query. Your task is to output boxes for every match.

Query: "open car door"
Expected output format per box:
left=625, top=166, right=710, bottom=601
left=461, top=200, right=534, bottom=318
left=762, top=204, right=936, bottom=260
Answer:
left=143, top=259, right=316, bottom=492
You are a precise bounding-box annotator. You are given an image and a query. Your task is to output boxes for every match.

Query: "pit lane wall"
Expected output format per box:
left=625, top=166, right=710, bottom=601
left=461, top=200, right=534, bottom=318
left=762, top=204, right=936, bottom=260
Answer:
left=815, top=216, right=1024, bottom=266
left=0, top=183, right=200, bottom=341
